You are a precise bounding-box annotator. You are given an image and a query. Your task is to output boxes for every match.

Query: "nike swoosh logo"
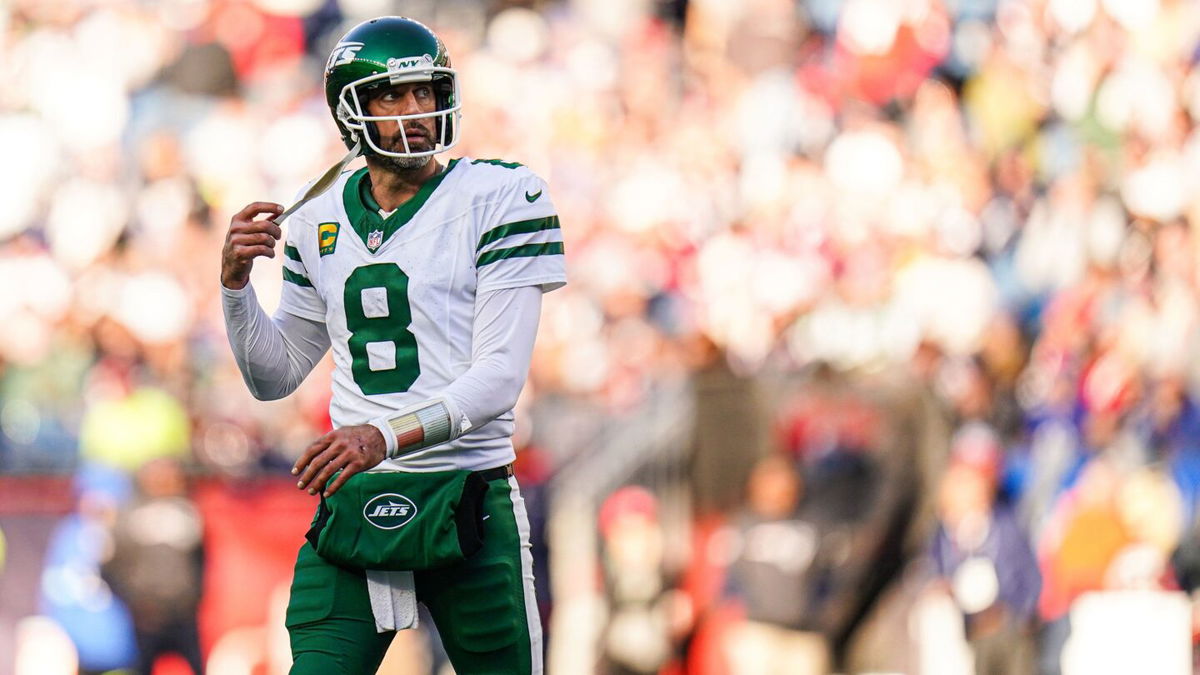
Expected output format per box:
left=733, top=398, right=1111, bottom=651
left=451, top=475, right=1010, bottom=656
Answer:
left=525, top=190, right=542, bottom=203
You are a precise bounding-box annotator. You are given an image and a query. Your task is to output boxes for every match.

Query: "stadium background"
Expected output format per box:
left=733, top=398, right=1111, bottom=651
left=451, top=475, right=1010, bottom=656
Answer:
left=2, top=0, right=1200, bottom=672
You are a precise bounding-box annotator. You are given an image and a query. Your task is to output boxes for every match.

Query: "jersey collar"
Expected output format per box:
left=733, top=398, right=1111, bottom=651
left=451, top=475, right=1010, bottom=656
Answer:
left=342, top=158, right=460, bottom=253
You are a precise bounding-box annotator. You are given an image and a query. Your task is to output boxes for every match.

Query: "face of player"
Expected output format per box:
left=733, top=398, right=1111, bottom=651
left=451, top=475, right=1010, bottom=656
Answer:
left=363, top=82, right=439, bottom=156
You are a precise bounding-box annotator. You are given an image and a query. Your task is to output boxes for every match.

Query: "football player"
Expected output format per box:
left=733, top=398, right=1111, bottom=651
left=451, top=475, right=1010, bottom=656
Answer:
left=219, top=16, right=563, bottom=674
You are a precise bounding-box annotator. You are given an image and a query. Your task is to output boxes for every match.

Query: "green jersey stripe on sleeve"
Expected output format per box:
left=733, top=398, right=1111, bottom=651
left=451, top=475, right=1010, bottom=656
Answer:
left=476, top=216, right=560, bottom=252
left=283, top=267, right=314, bottom=287
left=476, top=242, right=564, bottom=268
left=284, top=244, right=303, bottom=262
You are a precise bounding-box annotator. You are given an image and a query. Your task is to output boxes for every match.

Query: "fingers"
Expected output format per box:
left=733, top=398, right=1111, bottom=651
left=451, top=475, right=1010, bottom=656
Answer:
left=224, top=227, right=279, bottom=266
left=309, top=452, right=353, bottom=496
left=223, top=243, right=275, bottom=268
left=229, top=232, right=280, bottom=249
left=296, top=447, right=337, bottom=494
left=295, top=436, right=360, bottom=495
left=323, top=464, right=361, bottom=497
left=234, top=245, right=275, bottom=260
left=230, top=203, right=283, bottom=237
left=235, top=201, right=284, bottom=222
left=293, top=428, right=386, bottom=497
left=293, top=435, right=331, bottom=481
left=221, top=203, right=284, bottom=289
left=236, top=219, right=282, bottom=240
left=230, top=216, right=282, bottom=240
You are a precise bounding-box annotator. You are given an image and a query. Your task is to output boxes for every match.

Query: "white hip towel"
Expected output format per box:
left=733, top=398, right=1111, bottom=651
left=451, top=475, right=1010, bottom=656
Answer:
left=365, top=569, right=418, bottom=632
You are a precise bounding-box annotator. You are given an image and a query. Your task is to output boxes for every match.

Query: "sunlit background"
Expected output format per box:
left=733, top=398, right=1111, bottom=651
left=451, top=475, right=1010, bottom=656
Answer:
left=3, top=0, right=1200, bottom=673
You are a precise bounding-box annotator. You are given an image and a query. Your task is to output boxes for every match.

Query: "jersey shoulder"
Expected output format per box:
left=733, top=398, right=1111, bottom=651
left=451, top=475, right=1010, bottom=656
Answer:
left=463, top=156, right=564, bottom=292
left=455, top=157, right=546, bottom=200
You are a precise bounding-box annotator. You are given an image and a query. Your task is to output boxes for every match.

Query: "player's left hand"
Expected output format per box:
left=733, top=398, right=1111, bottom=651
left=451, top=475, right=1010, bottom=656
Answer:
left=293, top=424, right=387, bottom=497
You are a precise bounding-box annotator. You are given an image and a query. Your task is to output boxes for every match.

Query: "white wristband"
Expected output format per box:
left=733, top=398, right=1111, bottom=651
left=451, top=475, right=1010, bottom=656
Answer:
left=369, top=396, right=463, bottom=460
left=368, top=418, right=398, bottom=457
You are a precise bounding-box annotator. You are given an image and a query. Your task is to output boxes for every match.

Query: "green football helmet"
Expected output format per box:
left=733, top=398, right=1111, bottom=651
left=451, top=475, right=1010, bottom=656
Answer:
left=324, top=17, right=461, bottom=158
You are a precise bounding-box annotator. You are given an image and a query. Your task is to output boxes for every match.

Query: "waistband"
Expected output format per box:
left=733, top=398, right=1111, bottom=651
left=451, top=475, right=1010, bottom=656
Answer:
left=477, top=463, right=514, bottom=483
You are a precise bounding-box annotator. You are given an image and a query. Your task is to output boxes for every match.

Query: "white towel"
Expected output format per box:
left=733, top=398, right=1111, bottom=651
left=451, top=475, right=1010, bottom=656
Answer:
left=365, top=569, right=418, bottom=633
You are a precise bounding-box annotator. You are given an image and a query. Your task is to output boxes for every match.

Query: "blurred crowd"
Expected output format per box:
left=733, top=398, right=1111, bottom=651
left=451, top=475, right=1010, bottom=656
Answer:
left=4, top=0, right=1200, bottom=672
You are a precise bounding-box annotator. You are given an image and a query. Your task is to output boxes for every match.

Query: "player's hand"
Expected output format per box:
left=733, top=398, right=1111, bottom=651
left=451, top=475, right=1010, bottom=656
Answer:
left=292, top=424, right=388, bottom=497
left=221, top=202, right=284, bottom=290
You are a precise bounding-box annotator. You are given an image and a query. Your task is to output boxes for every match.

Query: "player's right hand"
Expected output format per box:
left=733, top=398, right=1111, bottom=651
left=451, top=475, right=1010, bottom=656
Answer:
left=221, top=202, right=284, bottom=290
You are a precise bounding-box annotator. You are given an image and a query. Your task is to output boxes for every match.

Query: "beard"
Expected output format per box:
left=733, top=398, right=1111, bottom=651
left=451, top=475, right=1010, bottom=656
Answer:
left=371, top=152, right=430, bottom=172
left=365, top=123, right=437, bottom=172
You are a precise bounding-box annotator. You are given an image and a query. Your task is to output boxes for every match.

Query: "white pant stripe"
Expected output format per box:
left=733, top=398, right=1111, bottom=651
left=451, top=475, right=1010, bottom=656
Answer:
left=507, top=476, right=544, bottom=675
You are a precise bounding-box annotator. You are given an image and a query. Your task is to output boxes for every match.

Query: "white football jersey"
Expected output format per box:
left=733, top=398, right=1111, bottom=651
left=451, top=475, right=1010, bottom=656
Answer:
left=278, top=158, right=565, bottom=471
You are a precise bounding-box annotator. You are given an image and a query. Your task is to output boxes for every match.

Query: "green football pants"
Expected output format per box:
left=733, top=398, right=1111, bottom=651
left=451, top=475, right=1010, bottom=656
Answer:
left=285, top=475, right=543, bottom=674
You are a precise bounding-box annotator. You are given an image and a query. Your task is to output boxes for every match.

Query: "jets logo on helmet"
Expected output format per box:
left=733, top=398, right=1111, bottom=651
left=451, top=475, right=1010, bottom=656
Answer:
left=327, top=41, right=364, bottom=69
left=324, top=17, right=461, bottom=159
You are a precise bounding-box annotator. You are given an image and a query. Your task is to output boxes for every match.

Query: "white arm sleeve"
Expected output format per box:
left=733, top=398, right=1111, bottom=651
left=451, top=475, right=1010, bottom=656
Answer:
left=369, top=285, right=542, bottom=458
left=444, top=284, right=542, bottom=429
left=221, top=283, right=331, bottom=401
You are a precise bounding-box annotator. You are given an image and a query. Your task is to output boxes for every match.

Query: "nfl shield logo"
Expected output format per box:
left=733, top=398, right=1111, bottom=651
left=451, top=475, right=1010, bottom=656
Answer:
left=367, top=229, right=383, bottom=251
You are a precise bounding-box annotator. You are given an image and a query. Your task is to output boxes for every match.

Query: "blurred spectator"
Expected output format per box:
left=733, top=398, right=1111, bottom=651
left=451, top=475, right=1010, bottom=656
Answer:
left=775, top=365, right=922, bottom=669
left=931, top=423, right=1040, bottom=675
left=598, top=486, right=675, bottom=675
left=38, top=463, right=138, bottom=674
left=719, top=453, right=833, bottom=675
left=1036, top=457, right=1184, bottom=674
left=79, top=357, right=190, bottom=472
left=102, top=457, right=205, bottom=675
left=689, top=337, right=773, bottom=515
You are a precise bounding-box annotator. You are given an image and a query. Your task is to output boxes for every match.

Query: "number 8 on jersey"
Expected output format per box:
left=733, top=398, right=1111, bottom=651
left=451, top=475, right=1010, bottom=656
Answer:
left=345, top=263, right=419, bottom=394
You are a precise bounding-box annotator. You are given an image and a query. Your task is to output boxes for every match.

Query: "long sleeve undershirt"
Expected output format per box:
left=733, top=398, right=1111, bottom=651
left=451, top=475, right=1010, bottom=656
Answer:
left=220, top=281, right=543, bottom=440
left=221, top=282, right=330, bottom=400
